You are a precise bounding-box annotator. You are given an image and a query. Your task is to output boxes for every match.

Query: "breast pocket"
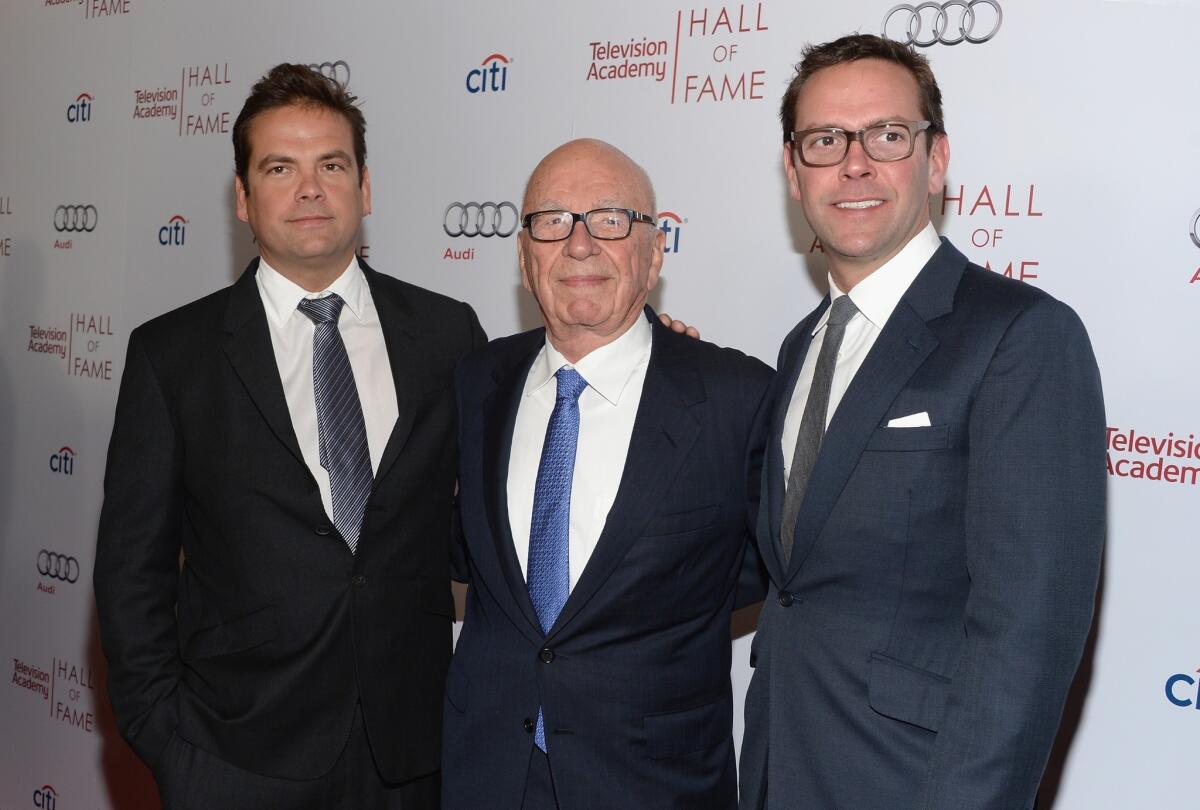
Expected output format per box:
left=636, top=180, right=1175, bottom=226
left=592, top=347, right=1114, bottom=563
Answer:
left=640, top=504, right=720, bottom=538
left=864, top=424, right=949, bottom=453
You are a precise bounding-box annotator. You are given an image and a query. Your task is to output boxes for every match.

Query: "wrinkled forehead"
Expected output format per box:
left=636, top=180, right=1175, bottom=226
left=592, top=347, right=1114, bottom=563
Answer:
left=524, top=143, right=653, bottom=212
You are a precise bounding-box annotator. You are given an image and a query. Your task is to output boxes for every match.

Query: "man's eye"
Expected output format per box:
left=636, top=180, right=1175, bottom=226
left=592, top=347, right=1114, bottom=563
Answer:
left=324, top=163, right=344, bottom=172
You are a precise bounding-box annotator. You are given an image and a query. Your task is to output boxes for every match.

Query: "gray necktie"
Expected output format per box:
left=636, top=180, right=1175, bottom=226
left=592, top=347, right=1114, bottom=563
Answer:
left=779, top=295, right=859, bottom=565
left=297, top=293, right=373, bottom=554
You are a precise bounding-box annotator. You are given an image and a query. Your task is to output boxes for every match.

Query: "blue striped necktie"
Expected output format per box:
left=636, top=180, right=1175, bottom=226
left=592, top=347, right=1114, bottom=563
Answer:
left=527, top=366, right=588, bottom=751
left=297, top=293, right=373, bottom=554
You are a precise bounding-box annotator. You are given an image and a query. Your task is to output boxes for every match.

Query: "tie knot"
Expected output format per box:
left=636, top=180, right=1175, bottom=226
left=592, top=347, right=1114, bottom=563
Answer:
left=554, top=367, right=588, bottom=403
left=827, top=294, right=858, bottom=328
left=297, top=293, right=346, bottom=325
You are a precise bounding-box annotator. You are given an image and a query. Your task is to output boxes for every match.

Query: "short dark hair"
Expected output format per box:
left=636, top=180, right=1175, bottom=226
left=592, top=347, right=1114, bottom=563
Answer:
left=779, top=34, right=945, bottom=150
left=233, top=63, right=366, bottom=192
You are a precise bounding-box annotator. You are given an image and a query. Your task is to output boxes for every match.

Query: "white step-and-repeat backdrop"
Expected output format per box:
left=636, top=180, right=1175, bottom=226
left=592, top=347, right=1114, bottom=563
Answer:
left=1, top=1, right=1197, bottom=807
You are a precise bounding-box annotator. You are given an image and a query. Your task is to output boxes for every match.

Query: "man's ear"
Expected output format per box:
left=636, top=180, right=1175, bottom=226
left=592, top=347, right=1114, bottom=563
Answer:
left=926, top=133, right=950, bottom=196
left=517, top=232, right=533, bottom=293
left=784, top=143, right=803, bottom=202
left=360, top=165, right=372, bottom=216
left=235, top=174, right=249, bottom=223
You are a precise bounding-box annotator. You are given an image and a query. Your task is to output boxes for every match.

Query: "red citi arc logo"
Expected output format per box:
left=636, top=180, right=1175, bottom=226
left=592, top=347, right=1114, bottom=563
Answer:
left=67, top=92, right=93, bottom=123
left=466, top=53, right=509, bottom=93
left=32, top=784, right=58, bottom=809
left=49, top=446, right=75, bottom=476
left=658, top=211, right=685, bottom=254
left=159, top=214, right=187, bottom=246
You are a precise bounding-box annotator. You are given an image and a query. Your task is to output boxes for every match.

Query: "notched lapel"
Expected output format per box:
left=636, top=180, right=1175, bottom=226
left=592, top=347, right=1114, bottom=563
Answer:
left=482, top=346, right=545, bottom=640
left=365, top=269, right=422, bottom=486
left=784, top=301, right=939, bottom=581
left=548, top=326, right=705, bottom=639
left=220, top=263, right=307, bottom=469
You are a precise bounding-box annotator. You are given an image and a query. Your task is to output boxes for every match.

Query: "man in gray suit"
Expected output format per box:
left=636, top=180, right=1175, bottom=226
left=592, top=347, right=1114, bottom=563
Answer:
left=739, top=34, right=1105, bottom=809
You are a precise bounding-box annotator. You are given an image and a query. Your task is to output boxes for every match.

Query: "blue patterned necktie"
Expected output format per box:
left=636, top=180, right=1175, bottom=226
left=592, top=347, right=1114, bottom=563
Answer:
left=297, top=293, right=373, bottom=554
left=527, top=366, right=588, bottom=752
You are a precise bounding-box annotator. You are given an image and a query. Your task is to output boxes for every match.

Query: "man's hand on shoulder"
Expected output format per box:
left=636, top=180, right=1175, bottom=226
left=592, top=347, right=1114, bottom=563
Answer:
left=657, top=313, right=700, bottom=339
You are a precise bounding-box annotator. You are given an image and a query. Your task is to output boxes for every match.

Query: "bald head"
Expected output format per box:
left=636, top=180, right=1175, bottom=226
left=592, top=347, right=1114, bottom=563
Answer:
left=522, top=138, right=656, bottom=217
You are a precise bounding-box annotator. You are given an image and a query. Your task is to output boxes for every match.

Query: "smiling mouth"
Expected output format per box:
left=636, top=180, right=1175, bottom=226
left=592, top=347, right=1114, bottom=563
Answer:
left=835, top=200, right=884, bottom=210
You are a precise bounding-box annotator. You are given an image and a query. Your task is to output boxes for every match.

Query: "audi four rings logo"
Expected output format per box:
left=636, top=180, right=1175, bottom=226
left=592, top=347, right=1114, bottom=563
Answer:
left=37, top=550, right=80, bottom=583
left=309, top=60, right=351, bottom=86
left=883, top=1, right=1003, bottom=46
left=1189, top=208, right=1200, bottom=249
left=53, top=205, right=98, bottom=233
left=443, top=201, right=519, bottom=238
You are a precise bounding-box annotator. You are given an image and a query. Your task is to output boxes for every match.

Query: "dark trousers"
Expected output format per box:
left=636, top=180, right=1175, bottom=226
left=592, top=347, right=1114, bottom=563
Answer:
left=156, top=706, right=437, bottom=810
left=520, top=746, right=560, bottom=810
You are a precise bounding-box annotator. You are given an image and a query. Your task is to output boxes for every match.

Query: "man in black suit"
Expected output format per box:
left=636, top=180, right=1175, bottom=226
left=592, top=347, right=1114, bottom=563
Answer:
left=739, top=35, right=1106, bottom=809
left=94, top=64, right=483, bottom=809
left=442, top=139, right=772, bottom=810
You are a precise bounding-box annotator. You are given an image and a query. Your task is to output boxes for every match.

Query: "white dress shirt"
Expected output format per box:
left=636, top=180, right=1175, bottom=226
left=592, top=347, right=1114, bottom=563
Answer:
left=507, top=315, right=652, bottom=590
left=255, top=257, right=398, bottom=520
left=782, top=224, right=941, bottom=478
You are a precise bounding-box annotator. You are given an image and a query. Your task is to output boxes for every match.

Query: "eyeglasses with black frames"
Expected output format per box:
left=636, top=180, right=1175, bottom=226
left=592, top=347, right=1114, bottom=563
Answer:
left=521, top=208, right=656, bottom=242
left=787, top=120, right=932, bottom=168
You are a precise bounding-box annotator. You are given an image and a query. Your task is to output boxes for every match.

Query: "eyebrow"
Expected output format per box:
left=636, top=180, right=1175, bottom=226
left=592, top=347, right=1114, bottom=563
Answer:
left=797, top=117, right=913, bottom=131
left=255, top=149, right=354, bottom=170
left=528, top=199, right=631, bottom=211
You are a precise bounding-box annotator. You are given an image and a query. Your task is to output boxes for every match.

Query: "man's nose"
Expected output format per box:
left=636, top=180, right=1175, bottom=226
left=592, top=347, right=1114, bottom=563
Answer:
left=564, top=219, right=600, bottom=260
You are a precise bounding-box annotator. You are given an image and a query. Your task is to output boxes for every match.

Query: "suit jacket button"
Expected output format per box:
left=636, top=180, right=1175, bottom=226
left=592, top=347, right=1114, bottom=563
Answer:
left=539, top=648, right=555, bottom=664
left=778, top=591, right=794, bottom=607
left=523, top=718, right=535, bottom=733
left=352, top=574, right=367, bottom=588
left=315, top=525, right=332, bottom=536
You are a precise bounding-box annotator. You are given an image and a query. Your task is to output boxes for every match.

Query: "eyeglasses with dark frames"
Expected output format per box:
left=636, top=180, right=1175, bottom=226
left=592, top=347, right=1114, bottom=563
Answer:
left=787, top=120, right=932, bottom=167
left=521, top=208, right=656, bottom=242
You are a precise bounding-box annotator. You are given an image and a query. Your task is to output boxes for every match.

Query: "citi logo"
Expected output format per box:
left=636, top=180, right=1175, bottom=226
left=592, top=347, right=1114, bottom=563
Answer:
left=1165, top=668, right=1200, bottom=709
left=658, top=211, right=686, bottom=254
left=466, top=53, right=509, bottom=94
left=49, top=446, right=75, bottom=476
left=32, top=784, right=58, bottom=809
left=159, top=214, right=187, bottom=246
left=67, top=92, right=93, bottom=123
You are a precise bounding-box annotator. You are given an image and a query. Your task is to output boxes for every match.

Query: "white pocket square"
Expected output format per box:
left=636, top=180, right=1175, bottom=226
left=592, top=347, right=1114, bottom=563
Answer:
left=887, top=412, right=931, bottom=428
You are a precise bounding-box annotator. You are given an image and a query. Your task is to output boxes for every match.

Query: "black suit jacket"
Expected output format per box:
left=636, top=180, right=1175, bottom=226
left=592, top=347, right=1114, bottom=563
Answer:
left=94, top=259, right=485, bottom=786
left=740, top=240, right=1106, bottom=809
left=442, top=311, right=772, bottom=810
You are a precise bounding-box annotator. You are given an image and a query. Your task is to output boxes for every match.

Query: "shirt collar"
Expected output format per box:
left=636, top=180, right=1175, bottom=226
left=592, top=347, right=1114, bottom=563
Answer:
left=813, top=222, right=941, bottom=334
left=524, top=313, right=653, bottom=406
left=256, top=256, right=367, bottom=328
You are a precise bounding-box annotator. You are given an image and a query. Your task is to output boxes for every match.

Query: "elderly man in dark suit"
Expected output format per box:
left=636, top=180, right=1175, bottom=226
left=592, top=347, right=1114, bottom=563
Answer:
left=94, top=64, right=483, bottom=809
left=442, top=138, right=772, bottom=810
left=739, top=34, right=1106, bottom=810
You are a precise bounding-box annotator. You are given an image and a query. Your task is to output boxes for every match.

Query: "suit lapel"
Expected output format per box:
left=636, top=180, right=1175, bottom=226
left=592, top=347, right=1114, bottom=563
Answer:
left=364, top=263, right=423, bottom=485
left=481, top=339, right=545, bottom=638
left=548, top=318, right=704, bottom=640
left=221, top=260, right=307, bottom=469
left=783, top=303, right=938, bottom=581
left=782, top=240, right=965, bottom=583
